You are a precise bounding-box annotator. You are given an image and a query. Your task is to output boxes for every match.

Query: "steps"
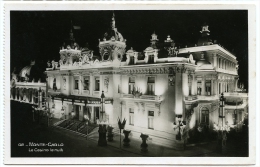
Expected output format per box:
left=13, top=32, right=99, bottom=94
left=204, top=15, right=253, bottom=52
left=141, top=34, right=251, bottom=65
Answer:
left=54, top=119, right=99, bottom=138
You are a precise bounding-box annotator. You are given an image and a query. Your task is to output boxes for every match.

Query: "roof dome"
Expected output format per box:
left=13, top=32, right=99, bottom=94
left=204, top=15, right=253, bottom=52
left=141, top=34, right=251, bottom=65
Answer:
left=103, top=13, right=124, bottom=42
left=144, top=47, right=154, bottom=52
left=126, top=47, right=136, bottom=54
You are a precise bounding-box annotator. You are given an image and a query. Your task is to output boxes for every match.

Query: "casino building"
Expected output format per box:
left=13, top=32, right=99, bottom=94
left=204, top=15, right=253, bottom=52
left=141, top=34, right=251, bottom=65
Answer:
left=11, top=14, right=248, bottom=148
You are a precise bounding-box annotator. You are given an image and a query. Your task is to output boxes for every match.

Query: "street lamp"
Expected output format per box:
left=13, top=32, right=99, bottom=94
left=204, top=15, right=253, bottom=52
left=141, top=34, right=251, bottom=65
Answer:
left=219, top=93, right=225, bottom=126
left=71, top=99, right=75, bottom=121
left=217, top=92, right=227, bottom=153
left=100, top=91, right=105, bottom=121
left=118, top=118, right=126, bottom=148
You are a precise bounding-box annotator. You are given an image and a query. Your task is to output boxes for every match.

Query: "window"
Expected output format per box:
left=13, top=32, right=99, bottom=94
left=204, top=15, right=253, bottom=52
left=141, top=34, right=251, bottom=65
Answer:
left=129, top=108, right=134, bottom=125
left=83, top=77, right=89, bottom=90
left=219, top=83, right=221, bottom=94
left=201, top=107, right=209, bottom=125
left=74, top=79, right=79, bottom=90
left=95, top=77, right=100, bottom=91
left=128, top=77, right=135, bottom=94
left=197, top=80, right=202, bottom=95
left=148, top=55, right=154, bottom=64
left=129, top=56, right=135, bottom=65
left=147, top=77, right=155, bottom=95
left=218, top=58, right=221, bottom=68
left=227, top=84, right=229, bottom=92
left=188, top=75, right=192, bottom=95
left=205, top=80, right=211, bottom=95
left=148, top=111, right=154, bottom=129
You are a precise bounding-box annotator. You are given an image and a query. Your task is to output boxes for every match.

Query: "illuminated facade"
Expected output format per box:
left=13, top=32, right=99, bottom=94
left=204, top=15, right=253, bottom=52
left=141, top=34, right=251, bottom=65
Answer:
left=11, top=14, right=248, bottom=149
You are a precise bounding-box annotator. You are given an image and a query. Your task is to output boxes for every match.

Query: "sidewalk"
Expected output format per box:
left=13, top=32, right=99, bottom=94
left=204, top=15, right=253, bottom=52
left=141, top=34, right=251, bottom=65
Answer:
left=87, top=130, right=218, bottom=157
left=52, top=120, right=247, bottom=157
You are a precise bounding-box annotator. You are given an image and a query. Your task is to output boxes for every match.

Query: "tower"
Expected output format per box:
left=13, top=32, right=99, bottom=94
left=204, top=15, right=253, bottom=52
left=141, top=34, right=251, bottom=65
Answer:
left=99, top=13, right=126, bottom=63
left=197, top=23, right=213, bottom=46
left=150, top=32, right=159, bottom=49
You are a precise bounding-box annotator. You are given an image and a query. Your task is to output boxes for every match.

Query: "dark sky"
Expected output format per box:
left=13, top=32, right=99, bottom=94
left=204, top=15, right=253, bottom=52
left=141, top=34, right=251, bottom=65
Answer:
left=10, top=10, right=248, bottom=89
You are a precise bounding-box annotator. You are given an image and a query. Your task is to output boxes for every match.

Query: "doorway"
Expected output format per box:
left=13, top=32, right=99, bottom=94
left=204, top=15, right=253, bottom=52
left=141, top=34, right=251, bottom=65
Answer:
left=74, top=105, right=79, bottom=120
left=94, top=107, right=100, bottom=123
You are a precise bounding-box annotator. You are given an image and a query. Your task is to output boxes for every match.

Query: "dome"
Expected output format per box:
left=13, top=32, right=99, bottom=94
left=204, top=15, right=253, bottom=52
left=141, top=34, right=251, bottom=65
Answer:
left=103, top=13, right=124, bottom=42
left=144, top=47, right=154, bottom=52
left=126, top=47, right=136, bottom=54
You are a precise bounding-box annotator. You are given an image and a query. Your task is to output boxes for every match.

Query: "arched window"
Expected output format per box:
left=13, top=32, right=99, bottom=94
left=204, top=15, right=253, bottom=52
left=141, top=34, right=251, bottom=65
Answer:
left=201, top=107, right=209, bottom=125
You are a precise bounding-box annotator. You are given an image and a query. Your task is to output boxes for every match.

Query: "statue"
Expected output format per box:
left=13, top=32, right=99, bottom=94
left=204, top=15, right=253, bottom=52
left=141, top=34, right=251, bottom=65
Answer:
left=47, top=60, right=51, bottom=68
left=73, top=42, right=79, bottom=50
left=174, top=47, right=179, bottom=57
left=67, top=45, right=71, bottom=50
left=82, top=54, right=89, bottom=64
left=189, top=53, right=194, bottom=62
left=59, top=59, right=63, bottom=66
left=51, top=60, right=55, bottom=70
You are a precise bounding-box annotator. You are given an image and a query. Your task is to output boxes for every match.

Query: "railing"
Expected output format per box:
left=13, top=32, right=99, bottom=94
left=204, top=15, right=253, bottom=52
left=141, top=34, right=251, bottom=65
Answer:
left=122, top=94, right=134, bottom=98
left=224, top=92, right=248, bottom=97
left=197, top=95, right=219, bottom=101
left=77, top=121, right=85, bottom=132
left=184, top=95, right=198, bottom=101
left=121, top=94, right=161, bottom=101
left=93, top=91, right=100, bottom=96
left=140, top=95, right=159, bottom=100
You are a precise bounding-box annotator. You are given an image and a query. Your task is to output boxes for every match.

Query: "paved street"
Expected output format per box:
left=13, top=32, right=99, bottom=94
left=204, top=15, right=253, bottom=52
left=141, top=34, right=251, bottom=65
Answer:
left=11, top=101, right=248, bottom=157
left=11, top=101, right=141, bottom=157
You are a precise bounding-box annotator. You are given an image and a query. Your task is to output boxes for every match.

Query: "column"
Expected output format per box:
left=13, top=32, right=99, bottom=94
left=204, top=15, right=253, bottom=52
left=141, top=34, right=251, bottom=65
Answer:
left=182, top=72, right=189, bottom=97
left=201, top=79, right=205, bottom=96
left=90, top=106, right=94, bottom=123
left=211, top=80, right=214, bottom=95
left=79, top=105, right=83, bottom=121
left=175, top=71, right=183, bottom=116
left=215, top=80, right=218, bottom=95
left=112, top=72, right=121, bottom=125
left=213, top=53, right=217, bottom=69
left=192, top=74, right=196, bottom=95
left=90, top=74, right=94, bottom=96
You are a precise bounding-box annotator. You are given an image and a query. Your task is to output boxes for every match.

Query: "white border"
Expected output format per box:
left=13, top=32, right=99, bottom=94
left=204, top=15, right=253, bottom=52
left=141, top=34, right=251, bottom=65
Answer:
left=2, top=1, right=259, bottom=165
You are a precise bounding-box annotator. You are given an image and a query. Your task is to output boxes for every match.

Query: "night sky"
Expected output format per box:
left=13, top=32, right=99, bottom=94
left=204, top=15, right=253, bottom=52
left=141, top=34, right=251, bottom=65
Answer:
left=10, top=10, right=248, bottom=89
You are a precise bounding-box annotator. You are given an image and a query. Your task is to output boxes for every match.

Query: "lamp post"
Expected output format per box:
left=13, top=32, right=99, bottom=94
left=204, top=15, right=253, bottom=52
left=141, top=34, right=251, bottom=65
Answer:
left=100, top=91, right=105, bottom=122
left=117, top=118, right=126, bottom=148
left=234, top=99, right=238, bottom=126
left=217, top=92, right=226, bottom=153
left=71, top=99, right=75, bottom=121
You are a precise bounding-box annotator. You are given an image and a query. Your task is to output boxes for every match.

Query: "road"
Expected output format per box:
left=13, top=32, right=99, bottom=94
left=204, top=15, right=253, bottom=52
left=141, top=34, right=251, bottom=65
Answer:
left=11, top=101, right=141, bottom=157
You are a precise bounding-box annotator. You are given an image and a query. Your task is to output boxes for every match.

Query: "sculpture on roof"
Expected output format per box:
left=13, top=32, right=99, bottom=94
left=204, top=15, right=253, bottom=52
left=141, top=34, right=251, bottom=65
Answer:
left=164, top=35, right=178, bottom=57
left=103, top=13, right=125, bottom=42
